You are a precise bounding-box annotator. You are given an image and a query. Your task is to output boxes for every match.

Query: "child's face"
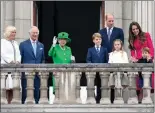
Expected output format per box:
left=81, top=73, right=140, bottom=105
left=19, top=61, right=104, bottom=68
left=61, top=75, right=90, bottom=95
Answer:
left=93, top=37, right=102, bottom=46
left=114, top=41, right=122, bottom=51
left=142, top=51, right=149, bottom=58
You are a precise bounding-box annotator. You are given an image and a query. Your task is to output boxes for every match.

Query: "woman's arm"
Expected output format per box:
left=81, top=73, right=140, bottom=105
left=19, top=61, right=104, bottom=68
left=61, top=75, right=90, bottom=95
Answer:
left=1, top=39, right=13, bottom=63
left=146, top=33, right=154, bottom=59
left=15, top=41, right=21, bottom=63
left=48, top=45, right=56, bottom=57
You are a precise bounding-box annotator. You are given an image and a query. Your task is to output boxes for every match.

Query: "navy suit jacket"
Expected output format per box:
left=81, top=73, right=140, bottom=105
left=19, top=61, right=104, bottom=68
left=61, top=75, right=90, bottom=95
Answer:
left=86, top=46, right=108, bottom=63
left=99, top=27, right=124, bottom=53
left=19, top=39, right=45, bottom=64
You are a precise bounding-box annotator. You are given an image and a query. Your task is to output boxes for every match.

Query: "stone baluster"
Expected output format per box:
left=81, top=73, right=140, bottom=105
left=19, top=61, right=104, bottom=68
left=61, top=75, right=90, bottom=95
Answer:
left=86, top=72, right=96, bottom=104
left=100, top=72, right=111, bottom=104
left=39, top=72, right=49, bottom=104
left=76, top=72, right=82, bottom=103
left=114, top=72, right=124, bottom=104
left=1, top=72, right=7, bottom=104
left=25, top=72, right=35, bottom=104
left=122, top=72, right=129, bottom=104
left=11, top=72, right=21, bottom=104
left=127, top=72, right=138, bottom=104
left=54, top=72, right=60, bottom=104
left=142, top=72, right=152, bottom=104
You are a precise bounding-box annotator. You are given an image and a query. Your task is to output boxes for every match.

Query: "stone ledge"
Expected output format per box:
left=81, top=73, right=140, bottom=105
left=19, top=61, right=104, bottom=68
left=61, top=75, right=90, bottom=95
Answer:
left=1, top=104, right=154, bottom=112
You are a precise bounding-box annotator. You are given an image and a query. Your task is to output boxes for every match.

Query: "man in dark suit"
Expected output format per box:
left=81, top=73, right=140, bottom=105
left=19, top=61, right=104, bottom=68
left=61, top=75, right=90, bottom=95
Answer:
left=99, top=14, right=124, bottom=53
left=99, top=14, right=124, bottom=103
left=19, top=26, right=45, bottom=104
left=86, top=33, right=108, bottom=103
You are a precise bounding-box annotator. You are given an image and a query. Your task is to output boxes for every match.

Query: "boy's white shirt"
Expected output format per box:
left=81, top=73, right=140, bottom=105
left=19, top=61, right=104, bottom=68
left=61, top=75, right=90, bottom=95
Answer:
left=94, top=45, right=101, bottom=51
left=108, top=50, right=129, bottom=63
left=1, top=38, right=21, bottom=64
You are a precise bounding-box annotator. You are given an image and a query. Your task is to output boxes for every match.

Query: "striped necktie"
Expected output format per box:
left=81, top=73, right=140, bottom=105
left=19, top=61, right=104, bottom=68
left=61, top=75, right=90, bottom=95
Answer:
left=96, top=47, right=100, bottom=55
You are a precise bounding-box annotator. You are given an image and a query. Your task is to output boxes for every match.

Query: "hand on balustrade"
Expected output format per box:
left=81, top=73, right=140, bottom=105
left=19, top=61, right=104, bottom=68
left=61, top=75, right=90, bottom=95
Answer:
left=16, top=61, right=20, bottom=64
left=52, top=36, right=57, bottom=47
left=130, top=56, right=138, bottom=63
left=146, top=54, right=152, bottom=61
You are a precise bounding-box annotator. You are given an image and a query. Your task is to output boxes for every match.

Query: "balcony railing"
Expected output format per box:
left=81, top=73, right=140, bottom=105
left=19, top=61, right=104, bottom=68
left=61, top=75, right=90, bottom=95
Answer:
left=1, top=63, right=154, bottom=105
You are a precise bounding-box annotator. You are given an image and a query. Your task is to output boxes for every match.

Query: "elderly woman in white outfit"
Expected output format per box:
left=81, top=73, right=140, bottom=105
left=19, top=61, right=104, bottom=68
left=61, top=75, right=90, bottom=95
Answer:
left=1, top=26, right=21, bottom=104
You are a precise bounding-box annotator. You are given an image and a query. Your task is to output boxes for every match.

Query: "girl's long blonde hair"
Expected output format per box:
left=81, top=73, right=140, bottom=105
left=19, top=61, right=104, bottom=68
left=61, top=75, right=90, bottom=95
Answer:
left=112, top=39, right=124, bottom=57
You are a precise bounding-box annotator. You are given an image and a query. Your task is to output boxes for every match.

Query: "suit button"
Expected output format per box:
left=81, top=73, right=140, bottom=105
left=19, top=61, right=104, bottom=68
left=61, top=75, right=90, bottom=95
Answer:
left=65, top=59, right=66, bottom=60
left=64, top=53, right=66, bottom=55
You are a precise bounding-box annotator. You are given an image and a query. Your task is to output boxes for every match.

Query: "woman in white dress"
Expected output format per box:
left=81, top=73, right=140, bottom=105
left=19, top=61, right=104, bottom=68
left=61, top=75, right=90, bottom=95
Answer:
left=1, top=26, right=21, bottom=104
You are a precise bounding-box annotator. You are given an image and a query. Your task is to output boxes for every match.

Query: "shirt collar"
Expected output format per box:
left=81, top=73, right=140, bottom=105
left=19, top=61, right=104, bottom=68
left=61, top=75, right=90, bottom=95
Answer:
left=30, top=38, right=37, bottom=43
left=106, top=27, right=113, bottom=31
left=95, top=45, right=101, bottom=48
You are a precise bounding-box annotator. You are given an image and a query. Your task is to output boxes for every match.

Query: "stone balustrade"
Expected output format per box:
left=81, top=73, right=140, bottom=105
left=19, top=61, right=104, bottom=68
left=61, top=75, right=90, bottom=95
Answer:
left=0, top=63, right=154, bottom=105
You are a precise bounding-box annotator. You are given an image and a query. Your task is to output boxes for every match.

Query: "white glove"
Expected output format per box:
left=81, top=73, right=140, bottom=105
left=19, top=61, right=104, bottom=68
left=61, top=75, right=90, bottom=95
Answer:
left=71, top=56, right=75, bottom=62
left=52, top=36, right=57, bottom=47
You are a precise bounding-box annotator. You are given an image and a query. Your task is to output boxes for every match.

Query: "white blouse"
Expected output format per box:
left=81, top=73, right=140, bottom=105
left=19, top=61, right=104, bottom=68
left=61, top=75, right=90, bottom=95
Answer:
left=1, top=38, right=21, bottom=64
left=108, top=50, right=129, bottom=63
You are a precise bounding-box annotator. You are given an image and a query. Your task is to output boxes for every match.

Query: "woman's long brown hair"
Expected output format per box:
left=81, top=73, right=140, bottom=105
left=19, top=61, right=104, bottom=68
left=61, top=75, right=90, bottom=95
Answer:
left=128, top=21, right=146, bottom=50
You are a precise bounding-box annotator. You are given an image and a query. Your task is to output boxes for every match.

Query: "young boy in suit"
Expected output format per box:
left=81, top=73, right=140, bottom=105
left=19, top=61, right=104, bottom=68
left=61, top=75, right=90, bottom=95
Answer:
left=137, top=47, right=154, bottom=103
left=86, top=33, right=108, bottom=103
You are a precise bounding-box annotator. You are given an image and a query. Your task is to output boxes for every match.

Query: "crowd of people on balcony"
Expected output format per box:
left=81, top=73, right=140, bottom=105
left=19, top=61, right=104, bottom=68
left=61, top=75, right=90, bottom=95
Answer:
left=1, top=13, right=154, bottom=104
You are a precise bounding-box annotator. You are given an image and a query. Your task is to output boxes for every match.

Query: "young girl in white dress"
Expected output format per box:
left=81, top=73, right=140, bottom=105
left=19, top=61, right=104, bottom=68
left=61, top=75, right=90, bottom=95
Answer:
left=108, top=39, right=129, bottom=103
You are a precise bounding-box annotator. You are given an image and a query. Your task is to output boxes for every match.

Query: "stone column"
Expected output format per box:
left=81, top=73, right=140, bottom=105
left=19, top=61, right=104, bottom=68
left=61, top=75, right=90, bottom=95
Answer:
left=100, top=72, right=111, bottom=104
left=133, top=1, right=155, bottom=46
left=11, top=72, right=21, bottom=104
left=4, top=1, right=15, bottom=26
left=54, top=72, right=60, bottom=104
left=14, top=1, right=33, bottom=43
left=122, top=1, right=133, bottom=55
left=127, top=72, right=138, bottom=104
left=76, top=72, right=82, bottom=103
left=25, top=72, right=35, bottom=104
left=1, top=72, right=7, bottom=104
left=39, top=72, right=49, bottom=104
left=114, top=72, right=124, bottom=104
left=86, top=72, right=96, bottom=104
left=105, top=1, right=123, bottom=28
left=122, top=72, right=129, bottom=103
left=142, top=72, right=152, bottom=104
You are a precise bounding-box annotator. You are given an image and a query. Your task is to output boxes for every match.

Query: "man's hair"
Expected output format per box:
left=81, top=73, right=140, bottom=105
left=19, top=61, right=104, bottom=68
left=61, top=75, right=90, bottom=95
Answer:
left=105, top=13, right=114, bottom=21
left=92, top=33, right=101, bottom=40
left=142, top=47, right=150, bottom=53
left=29, top=26, right=39, bottom=34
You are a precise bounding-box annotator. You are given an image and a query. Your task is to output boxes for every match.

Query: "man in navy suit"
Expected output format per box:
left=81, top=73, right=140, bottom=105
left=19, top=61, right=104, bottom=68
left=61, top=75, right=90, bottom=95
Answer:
left=86, top=33, right=108, bottom=103
left=19, top=26, right=45, bottom=104
left=99, top=14, right=124, bottom=103
left=99, top=14, right=124, bottom=53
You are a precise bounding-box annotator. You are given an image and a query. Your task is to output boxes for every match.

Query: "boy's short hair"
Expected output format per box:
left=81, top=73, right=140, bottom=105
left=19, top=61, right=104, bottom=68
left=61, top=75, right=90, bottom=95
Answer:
left=92, top=33, right=102, bottom=40
left=142, top=47, right=150, bottom=53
